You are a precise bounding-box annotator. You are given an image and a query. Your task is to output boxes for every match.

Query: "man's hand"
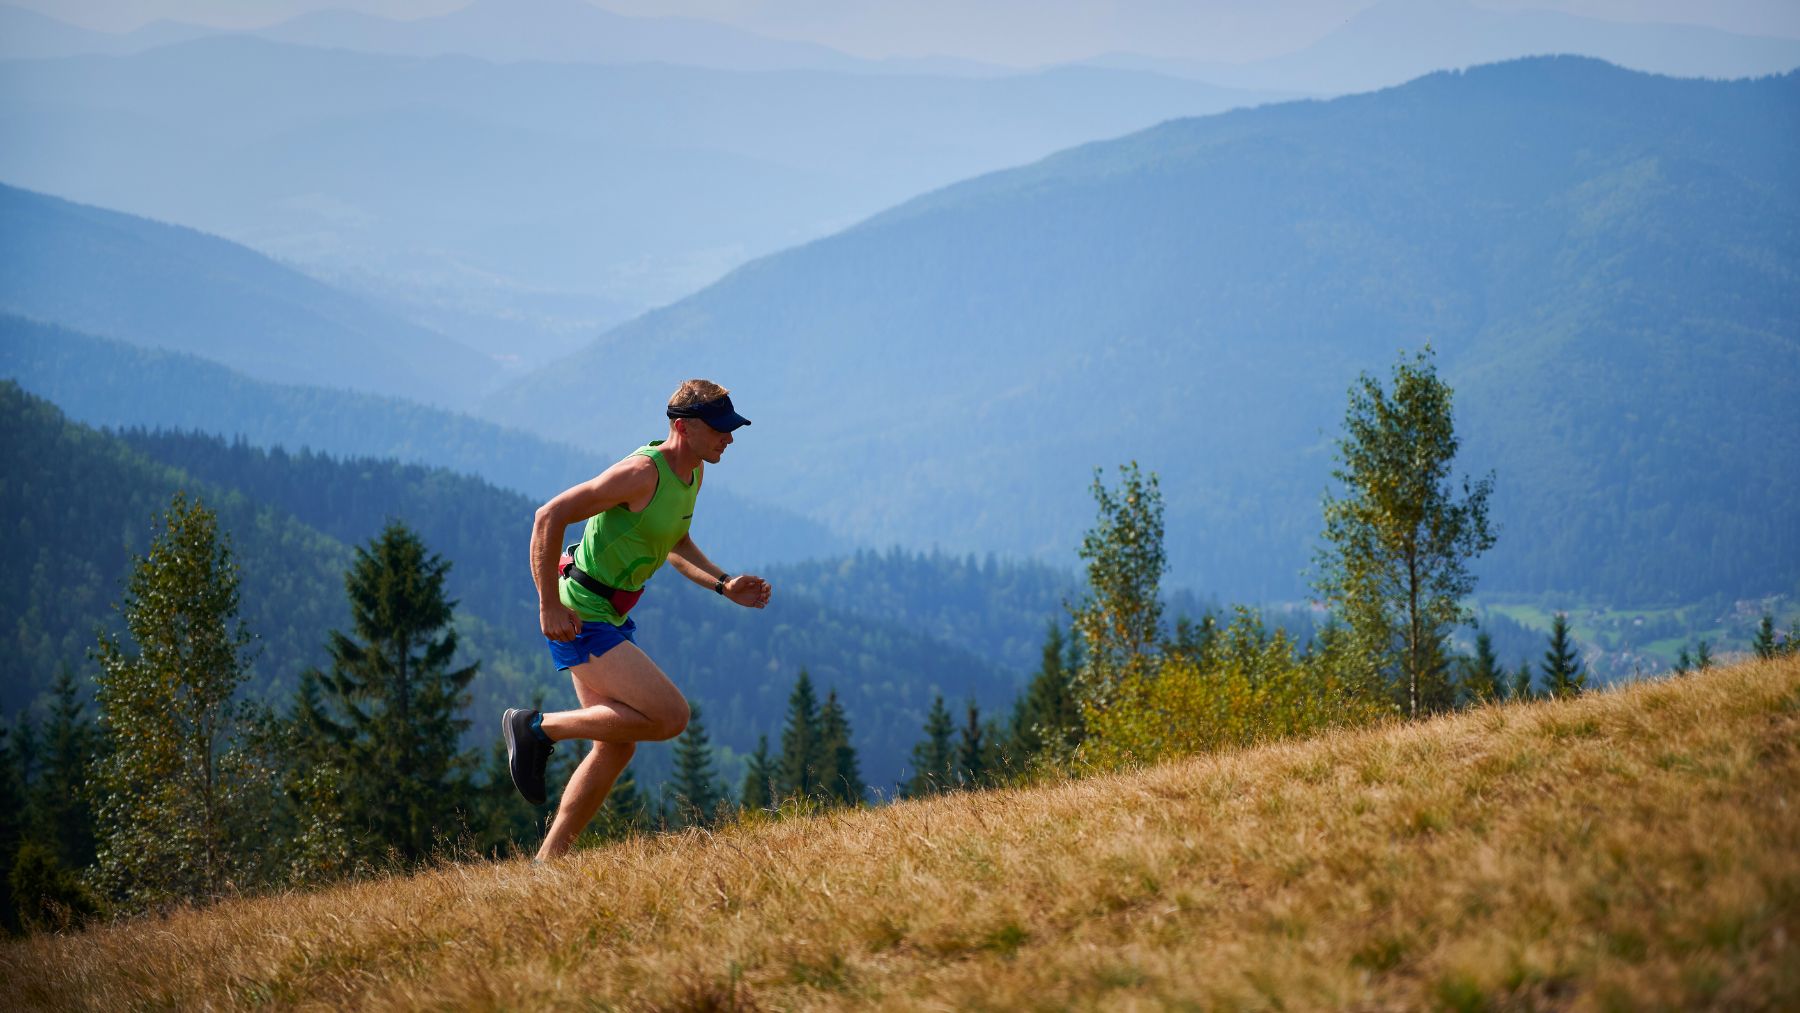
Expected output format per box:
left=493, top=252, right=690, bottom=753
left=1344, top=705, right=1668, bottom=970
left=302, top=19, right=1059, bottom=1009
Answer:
left=541, top=600, right=582, bottom=641
left=724, top=574, right=772, bottom=609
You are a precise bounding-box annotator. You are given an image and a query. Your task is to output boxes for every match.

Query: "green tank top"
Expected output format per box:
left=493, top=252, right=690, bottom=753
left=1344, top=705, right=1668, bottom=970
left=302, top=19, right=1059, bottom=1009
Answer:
left=560, top=441, right=700, bottom=625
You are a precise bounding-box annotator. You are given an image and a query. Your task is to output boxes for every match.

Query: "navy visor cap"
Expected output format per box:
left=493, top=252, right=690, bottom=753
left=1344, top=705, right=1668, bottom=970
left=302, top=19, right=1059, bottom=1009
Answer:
left=667, top=393, right=752, bottom=432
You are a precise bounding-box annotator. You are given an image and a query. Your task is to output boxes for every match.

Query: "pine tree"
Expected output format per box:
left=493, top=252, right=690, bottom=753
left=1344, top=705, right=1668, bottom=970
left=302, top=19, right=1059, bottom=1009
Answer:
left=1673, top=646, right=1692, bottom=676
left=1541, top=613, right=1588, bottom=699
left=1314, top=347, right=1496, bottom=719
left=817, top=689, right=864, bottom=807
left=304, top=522, right=478, bottom=864
left=1006, top=623, right=1085, bottom=767
left=91, top=493, right=270, bottom=910
left=1695, top=639, right=1713, bottom=671
left=905, top=695, right=956, bottom=798
left=1460, top=630, right=1503, bottom=706
left=669, top=704, right=722, bottom=826
left=776, top=670, right=827, bottom=802
left=1753, top=615, right=1778, bottom=660
left=593, top=767, right=651, bottom=840
left=1509, top=661, right=1536, bottom=702
left=27, top=667, right=98, bottom=868
left=739, top=735, right=773, bottom=812
left=0, top=721, right=24, bottom=934
left=956, top=700, right=988, bottom=788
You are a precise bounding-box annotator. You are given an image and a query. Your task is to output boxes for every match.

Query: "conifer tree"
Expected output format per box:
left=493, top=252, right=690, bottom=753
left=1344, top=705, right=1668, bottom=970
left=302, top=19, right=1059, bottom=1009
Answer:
left=739, top=735, right=773, bottom=811
left=817, top=689, right=864, bottom=807
left=905, top=695, right=956, bottom=798
left=956, top=700, right=989, bottom=788
left=1695, top=640, right=1713, bottom=671
left=37, top=668, right=98, bottom=866
left=776, top=670, right=827, bottom=802
left=1673, top=646, right=1692, bottom=676
left=304, top=522, right=477, bottom=864
left=91, top=493, right=270, bottom=909
left=0, top=721, right=24, bottom=934
left=1460, top=630, right=1503, bottom=706
left=1753, top=615, right=1778, bottom=660
left=1314, top=347, right=1496, bottom=719
left=1509, top=661, right=1536, bottom=702
left=669, top=704, right=722, bottom=826
left=593, top=766, right=651, bottom=840
left=1541, top=613, right=1587, bottom=699
left=1007, top=623, right=1085, bottom=766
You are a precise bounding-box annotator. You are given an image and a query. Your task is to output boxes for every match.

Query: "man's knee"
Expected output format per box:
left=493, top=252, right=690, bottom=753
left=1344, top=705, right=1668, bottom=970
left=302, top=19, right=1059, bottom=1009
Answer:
left=652, top=699, right=691, bottom=741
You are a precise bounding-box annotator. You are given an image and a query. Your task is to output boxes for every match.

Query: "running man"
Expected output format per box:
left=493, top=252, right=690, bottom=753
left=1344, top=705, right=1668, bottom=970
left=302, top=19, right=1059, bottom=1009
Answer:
left=503, top=379, right=770, bottom=860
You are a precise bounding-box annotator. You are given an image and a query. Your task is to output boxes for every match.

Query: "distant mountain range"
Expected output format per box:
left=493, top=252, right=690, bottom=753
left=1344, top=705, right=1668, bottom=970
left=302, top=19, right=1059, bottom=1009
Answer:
left=0, top=184, right=492, bottom=407
left=480, top=57, right=1800, bottom=605
left=1085, top=0, right=1800, bottom=94
left=0, top=313, right=842, bottom=568
left=0, top=36, right=1275, bottom=360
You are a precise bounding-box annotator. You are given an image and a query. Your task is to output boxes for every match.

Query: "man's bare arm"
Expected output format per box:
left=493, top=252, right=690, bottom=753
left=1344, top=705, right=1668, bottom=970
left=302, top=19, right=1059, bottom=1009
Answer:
left=532, top=456, right=658, bottom=639
left=667, top=534, right=772, bottom=609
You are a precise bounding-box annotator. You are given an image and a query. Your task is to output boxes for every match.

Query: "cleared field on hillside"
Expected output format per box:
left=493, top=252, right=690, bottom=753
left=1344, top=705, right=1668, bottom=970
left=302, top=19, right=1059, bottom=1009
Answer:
left=4, top=658, right=1797, bottom=1010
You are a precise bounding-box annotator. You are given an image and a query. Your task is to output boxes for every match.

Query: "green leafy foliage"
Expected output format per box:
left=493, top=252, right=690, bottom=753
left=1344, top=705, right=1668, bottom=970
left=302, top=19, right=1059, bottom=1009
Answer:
left=1071, top=462, right=1166, bottom=707
left=1315, top=347, right=1495, bottom=718
left=1082, top=609, right=1391, bottom=768
left=90, top=494, right=281, bottom=911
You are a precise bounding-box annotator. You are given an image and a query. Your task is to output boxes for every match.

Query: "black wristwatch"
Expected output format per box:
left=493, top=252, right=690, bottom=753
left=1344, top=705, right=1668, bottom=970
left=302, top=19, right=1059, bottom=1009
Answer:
left=714, top=573, right=730, bottom=595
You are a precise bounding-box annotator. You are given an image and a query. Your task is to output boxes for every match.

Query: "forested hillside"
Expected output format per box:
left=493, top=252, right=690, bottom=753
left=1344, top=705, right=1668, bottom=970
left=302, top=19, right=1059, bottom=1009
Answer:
left=485, top=57, right=1800, bottom=605
left=0, top=315, right=845, bottom=567
left=1, top=385, right=1024, bottom=789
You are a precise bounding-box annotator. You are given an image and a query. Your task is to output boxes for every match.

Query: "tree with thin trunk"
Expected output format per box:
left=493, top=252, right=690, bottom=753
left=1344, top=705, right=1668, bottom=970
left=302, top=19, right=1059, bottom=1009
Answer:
left=1314, top=346, right=1496, bottom=719
left=776, top=670, right=826, bottom=802
left=91, top=493, right=266, bottom=910
left=1071, top=462, right=1165, bottom=709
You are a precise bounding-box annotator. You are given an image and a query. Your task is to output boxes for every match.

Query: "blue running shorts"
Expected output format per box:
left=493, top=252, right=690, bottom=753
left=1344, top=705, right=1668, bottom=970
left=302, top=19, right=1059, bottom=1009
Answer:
left=545, top=617, right=637, bottom=670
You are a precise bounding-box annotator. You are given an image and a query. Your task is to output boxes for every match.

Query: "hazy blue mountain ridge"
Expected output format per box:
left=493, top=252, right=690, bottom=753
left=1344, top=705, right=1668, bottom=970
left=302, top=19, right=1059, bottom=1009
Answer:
left=0, top=37, right=1278, bottom=343
left=0, top=315, right=846, bottom=568
left=0, top=184, right=493, bottom=407
left=482, top=57, right=1800, bottom=605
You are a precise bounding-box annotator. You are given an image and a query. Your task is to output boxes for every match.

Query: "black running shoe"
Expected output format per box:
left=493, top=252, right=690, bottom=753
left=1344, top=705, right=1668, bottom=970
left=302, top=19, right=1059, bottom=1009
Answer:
left=503, top=707, right=553, bottom=805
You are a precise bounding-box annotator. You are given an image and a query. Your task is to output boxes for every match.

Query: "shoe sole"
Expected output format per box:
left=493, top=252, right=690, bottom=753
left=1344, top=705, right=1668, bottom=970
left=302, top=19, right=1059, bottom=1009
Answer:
left=502, top=708, right=542, bottom=804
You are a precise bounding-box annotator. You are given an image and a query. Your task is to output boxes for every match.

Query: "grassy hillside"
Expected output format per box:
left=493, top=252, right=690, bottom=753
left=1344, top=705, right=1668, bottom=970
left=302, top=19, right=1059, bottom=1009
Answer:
left=7, top=656, right=1794, bottom=1009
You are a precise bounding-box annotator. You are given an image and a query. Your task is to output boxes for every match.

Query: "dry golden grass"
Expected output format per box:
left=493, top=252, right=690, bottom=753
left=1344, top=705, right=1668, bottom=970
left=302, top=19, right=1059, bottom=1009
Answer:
left=5, top=656, right=1798, bottom=1011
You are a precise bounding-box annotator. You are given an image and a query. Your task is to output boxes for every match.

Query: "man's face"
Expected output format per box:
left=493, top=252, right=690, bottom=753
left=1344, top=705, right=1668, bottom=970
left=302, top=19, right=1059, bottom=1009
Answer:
left=688, top=418, right=734, bottom=463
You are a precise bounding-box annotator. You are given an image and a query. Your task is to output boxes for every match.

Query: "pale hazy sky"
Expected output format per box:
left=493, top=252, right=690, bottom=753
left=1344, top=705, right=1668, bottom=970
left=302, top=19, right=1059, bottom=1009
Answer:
left=27, top=0, right=1800, bottom=65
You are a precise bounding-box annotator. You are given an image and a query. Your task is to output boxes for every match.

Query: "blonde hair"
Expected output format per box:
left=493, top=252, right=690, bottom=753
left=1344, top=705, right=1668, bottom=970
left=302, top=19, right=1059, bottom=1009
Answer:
left=668, top=379, right=729, bottom=409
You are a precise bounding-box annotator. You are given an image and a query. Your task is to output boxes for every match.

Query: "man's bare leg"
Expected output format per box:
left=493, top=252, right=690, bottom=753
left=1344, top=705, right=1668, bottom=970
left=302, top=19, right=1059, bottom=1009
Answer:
left=535, top=642, right=688, bottom=860
left=538, top=741, right=635, bottom=860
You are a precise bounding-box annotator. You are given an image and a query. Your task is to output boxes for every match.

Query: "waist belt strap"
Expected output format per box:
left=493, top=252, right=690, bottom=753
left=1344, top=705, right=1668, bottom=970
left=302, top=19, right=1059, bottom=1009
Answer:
left=559, top=544, right=646, bottom=617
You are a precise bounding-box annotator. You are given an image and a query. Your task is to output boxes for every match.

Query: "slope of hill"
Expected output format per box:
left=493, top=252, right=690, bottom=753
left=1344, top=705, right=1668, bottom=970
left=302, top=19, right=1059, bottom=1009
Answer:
left=0, top=314, right=846, bottom=567
left=5, top=656, right=1792, bottom=1008
left=1107, top=0, right=1800, bottom=94
left=0, top=384, right=1020, bottom=788
left=0, top=184, right=491, bottom=407
left=0, top=38, right=1275, bottom=339
left=483, top=57, right=1800, bottom=605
